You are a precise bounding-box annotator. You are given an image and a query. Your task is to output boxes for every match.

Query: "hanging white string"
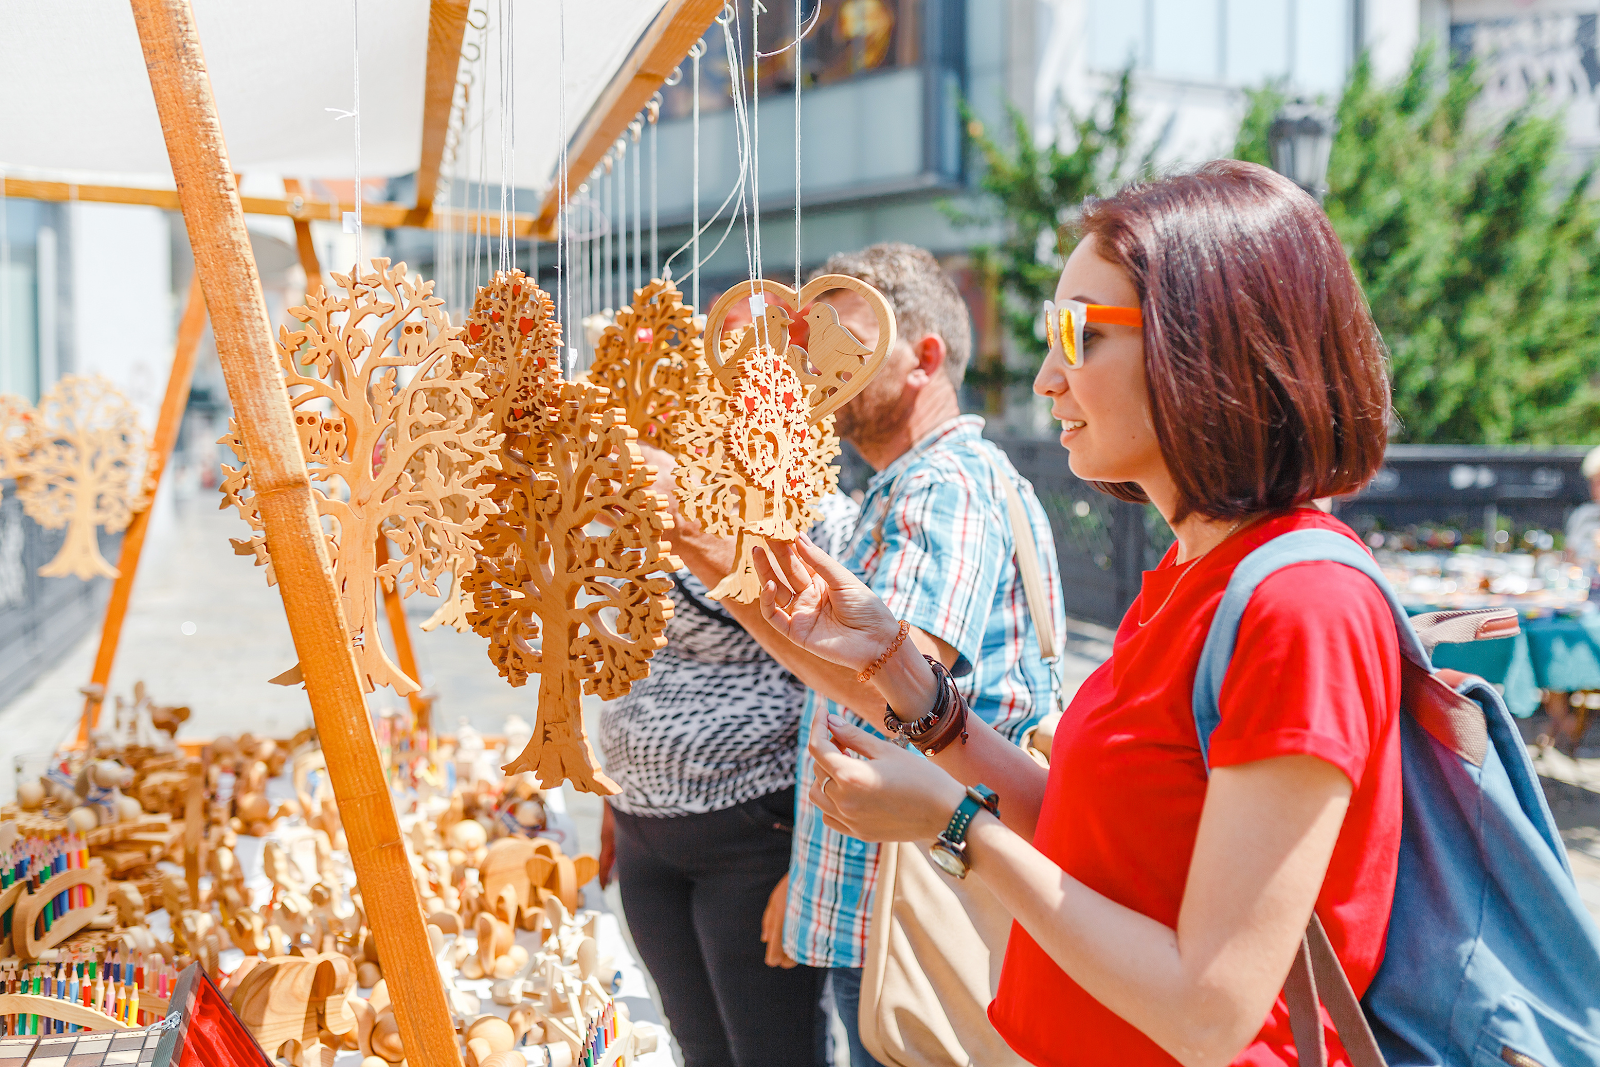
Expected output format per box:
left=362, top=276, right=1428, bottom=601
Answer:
left=745, top=1, right=766, bottom=340
left=692, top=40, right=701, bottom=307
left=557, top=0, right=570, bottom=358
left=661, top=18, right=758, bottom=298
left=326, top=0, right=364, bottom=269
left=497, top=0, right=512, bottom=273
left=649, top=93, right=660, bottom=280
left=794, top=0, right=802, bottom=291
left=632, top=119, right=642, bottom=294
left=473, top=7, right=490, bottom=296
left=724, top=4, right=764, bottom=339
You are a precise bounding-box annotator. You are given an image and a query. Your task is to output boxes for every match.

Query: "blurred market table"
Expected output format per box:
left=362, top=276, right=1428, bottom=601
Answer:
left=1420, top=606, right=1600, bottom=718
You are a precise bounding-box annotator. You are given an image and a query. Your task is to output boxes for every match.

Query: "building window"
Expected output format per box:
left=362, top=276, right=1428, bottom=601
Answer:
left=1087, top=0, right=1353, bottom=95
left=661, top=0, right=923, bottom=120
left=1, top=200, right=43, bottom=402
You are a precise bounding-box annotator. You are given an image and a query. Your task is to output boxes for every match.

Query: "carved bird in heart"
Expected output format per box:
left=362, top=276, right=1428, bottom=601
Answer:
left=715, top=304, right=794, bottom=392
left=796, top=303, right=874, bottom=411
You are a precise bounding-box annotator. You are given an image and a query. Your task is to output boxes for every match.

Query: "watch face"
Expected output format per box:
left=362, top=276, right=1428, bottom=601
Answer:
left=928, top=841, right=969, bottom=879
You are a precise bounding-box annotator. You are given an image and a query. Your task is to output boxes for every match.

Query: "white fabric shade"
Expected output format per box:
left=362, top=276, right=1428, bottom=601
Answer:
left=1, top=0, right=668, bottom=191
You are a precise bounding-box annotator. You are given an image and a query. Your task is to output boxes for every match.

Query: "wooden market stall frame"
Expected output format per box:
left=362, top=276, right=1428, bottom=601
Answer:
left=126, top=1, right=462, bottom=1062
left=6, top=0, right=731, bottom=1063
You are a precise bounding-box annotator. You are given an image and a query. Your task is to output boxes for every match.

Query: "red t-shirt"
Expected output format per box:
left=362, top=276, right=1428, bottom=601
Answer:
left=988, top=510, right=1402, bottom=1066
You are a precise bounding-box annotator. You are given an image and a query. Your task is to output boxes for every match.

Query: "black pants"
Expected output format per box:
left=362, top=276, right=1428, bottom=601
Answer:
left=613, top=788, right=829, bottom=1067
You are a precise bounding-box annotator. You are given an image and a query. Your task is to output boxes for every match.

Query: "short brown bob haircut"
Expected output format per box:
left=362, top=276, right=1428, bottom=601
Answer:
left=1079, top=160, right=1391, bottom=521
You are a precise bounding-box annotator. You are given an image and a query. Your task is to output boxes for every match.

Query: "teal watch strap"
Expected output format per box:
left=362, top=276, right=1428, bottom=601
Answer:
left=941, top=784, right=1000, bottom=846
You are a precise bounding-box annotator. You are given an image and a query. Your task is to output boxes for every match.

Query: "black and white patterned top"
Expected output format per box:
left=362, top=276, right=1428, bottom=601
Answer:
left=599, top=493, right=860, bottom=817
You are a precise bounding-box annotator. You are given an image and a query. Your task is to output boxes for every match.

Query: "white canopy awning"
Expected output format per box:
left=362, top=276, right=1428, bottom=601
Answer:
left=1, top=0, right=668, bottom=192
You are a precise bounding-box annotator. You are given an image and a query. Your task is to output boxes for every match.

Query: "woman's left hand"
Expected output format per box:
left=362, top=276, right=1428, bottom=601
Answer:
left=809, top=713, right=968, bottom=843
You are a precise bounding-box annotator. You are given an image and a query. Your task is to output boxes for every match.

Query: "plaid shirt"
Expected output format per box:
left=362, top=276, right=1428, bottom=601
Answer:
left=783, top=415, right=1066, bottom=968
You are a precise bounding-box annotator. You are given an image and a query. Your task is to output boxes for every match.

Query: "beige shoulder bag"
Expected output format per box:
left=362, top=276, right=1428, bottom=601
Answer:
left=858, top=453, right=1057, bottom=1067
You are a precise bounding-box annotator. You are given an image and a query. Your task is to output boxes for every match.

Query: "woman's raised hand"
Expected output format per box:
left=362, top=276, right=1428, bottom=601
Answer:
left=754, top=536, right=900, bottom=673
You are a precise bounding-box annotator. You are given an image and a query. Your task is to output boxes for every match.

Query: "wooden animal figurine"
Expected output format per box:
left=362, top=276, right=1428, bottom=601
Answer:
left=228, top=952, right=357, bottom=1067
left=17, top=374, right=149, bottom=579
left=588, top=278, right=701, bottom=454
left=218, top=258, right=501, bottom=693
left=462, top=272, right=678, bottom=795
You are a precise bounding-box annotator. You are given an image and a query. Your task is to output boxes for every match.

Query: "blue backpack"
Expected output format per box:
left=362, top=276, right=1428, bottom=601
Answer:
left=1193, top=529, right=1600, bottom=1067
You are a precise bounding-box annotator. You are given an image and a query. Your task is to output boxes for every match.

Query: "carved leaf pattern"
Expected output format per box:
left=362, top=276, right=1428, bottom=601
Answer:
left=216, top=259, right=501, bottom=694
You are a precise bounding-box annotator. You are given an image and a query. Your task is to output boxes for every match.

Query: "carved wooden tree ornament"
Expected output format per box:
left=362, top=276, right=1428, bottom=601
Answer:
left=588, top=278, right=701, bottom=455
left=674, top=276, right=895, bottom=603
left=0, top=393, right=35, bottom=503
left=461, top=270, right=679, bottom=795
left=18, top=375, right=149, bottom=580
left=218, top=259, right=500, bottom=693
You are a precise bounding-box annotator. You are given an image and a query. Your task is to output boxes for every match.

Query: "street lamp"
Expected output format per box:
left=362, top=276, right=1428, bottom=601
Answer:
left=1267, top=102, right=1338, bottom=202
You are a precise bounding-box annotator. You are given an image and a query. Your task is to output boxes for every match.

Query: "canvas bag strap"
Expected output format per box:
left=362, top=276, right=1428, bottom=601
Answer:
left=976, top=449, right=1058, bottom=662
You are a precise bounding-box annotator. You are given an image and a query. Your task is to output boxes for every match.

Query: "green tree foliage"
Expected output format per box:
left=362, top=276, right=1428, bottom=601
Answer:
left=1235, top=50, right=1600, bottom=444
left=955, top=69, right=1141, bottom=374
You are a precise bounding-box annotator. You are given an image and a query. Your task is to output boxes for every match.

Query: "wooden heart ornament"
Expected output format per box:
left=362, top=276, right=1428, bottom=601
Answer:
left=703, top=274, right=898, bottom=424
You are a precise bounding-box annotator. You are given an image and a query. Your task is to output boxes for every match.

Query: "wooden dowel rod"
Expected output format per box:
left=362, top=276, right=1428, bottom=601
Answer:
left=126, top=4, right=461, bottom=1065
left=77, top=269, right=208, bottom=744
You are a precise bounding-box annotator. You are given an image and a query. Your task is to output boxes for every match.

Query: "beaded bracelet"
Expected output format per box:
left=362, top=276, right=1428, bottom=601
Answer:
left=884, top=656, right=971, bottom=756
left=858, top=620, right=911, bottom=683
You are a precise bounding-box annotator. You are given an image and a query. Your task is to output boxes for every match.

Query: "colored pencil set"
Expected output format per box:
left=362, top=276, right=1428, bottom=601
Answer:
left=1, top=950, right=174, bottom=1035
left=2, top=823, right=93, bottom=943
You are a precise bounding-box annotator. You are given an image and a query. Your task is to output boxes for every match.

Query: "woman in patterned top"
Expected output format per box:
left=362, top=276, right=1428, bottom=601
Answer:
left=598, top=486, right=857, bottom=1067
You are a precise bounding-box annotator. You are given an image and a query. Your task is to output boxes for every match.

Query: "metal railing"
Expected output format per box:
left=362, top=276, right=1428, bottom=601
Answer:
left=0, top=482, right=115, bottom=700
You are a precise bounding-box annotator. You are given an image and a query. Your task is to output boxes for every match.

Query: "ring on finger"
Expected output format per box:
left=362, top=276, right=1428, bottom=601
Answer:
left=820, top=776, right=833, bottom=796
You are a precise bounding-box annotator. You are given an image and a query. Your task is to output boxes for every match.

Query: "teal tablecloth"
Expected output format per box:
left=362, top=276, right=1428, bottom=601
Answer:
left=1420, top=608, right=1600, bottom=717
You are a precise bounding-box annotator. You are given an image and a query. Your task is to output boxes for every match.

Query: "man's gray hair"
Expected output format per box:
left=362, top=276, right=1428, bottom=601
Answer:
left=811, top=242, right=973, bottom=386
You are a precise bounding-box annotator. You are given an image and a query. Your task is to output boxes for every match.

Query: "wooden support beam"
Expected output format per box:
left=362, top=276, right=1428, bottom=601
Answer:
left=409, top=0, right=472, bottom=225
left=281, top=177, right=324, bottom=300
left=376, top=534, right=434, bottom=750
left=536, top=0, right=724, bottom=237
left=126, top=4, right=462, bottom=1067
left=2, top=176, right=539, bottom=236
left=77, top=269, right=208, bottom=744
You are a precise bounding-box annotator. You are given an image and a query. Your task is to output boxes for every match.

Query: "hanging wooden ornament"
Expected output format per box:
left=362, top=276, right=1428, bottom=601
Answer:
left=461, top=270, right=679, bottom=796
left=702, top=275, right=898, bottom=425
left=0, top=393, right=36, bottom=501
left=423, top=267, right=568, bottom=636
left=587, top=278, right=701, bottom=456
left=218, top=259, right=500, bottom=694
left=17, top=375, right=149, bottom=580
left=674, top=323, right=841, bottom=603
left=673, top=276, right=896, bottom=601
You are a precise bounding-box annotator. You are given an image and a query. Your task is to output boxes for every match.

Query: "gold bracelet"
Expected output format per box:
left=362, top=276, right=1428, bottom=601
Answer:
left=858, top=620, right=911, bottom=683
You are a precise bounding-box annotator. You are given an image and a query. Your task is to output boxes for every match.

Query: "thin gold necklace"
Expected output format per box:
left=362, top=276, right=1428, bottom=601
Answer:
left=1139, top=516, right=1250, bottom=625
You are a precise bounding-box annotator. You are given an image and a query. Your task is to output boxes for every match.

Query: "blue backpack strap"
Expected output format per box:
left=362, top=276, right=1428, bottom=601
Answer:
left=1191, top=529, right=1431, bottom=770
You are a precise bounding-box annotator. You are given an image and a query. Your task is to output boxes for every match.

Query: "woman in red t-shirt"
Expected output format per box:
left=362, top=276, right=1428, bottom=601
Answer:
left=751, top=161, right=1399, bottom=1067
